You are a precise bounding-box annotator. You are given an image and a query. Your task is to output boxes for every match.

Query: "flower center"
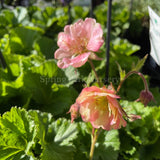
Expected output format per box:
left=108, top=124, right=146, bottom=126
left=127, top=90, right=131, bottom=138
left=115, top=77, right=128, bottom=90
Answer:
left=95, top=96, right=108, bottom=111
left=71, top=37, right=88, bottom=55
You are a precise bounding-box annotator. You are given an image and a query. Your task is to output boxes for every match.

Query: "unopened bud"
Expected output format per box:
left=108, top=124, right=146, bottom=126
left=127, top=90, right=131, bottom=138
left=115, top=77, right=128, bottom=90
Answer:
left=128, top=114, right=141, bottom=121
left=139, top=90, right=155, bottom=106
left=68, top=104, right=79, bottom=123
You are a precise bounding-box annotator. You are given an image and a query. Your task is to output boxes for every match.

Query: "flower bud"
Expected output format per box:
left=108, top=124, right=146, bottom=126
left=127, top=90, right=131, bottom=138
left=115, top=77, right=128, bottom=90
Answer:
left=128, top=114, right=141, bottom=122
left=68, top=104, right=79, bottom=123
left=139, top=90, right=155, bottom=106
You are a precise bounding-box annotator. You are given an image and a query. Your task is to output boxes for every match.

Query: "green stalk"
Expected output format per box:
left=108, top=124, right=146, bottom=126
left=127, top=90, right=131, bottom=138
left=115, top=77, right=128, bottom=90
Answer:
left=88, top=59, right=101, bottom=87
left=88, top=60, right=102, bottom=159
left=89, top=128, right=101, bottom=160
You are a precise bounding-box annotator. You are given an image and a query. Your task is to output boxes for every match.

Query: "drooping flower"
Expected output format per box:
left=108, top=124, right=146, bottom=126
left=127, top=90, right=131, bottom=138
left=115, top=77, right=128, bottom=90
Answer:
left=68, top=86, right=141, bottom=131
left=54, top=18, right=104, bottom=68
left=139, top=90, right=155, bottom=106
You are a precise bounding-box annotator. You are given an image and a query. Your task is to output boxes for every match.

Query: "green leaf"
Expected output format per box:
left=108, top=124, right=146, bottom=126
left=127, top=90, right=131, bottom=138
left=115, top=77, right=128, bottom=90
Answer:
left=0, top=108, right=78, bottom=160
left=73, top=122, right=92, bottom=160
left=118, top=75, right=144, bottom=101
left=111, top=38, right=140, bottom=56
left=42, top=7, right=57, bottom=27
left=0, top=50, right=78, bottom=114
left=71, top=6, right=89, bottom=20
left=119, top=128, right=138, bottom=157
left=94, top=1, right=130, bottom=35
left=131, top=54, right=148, bottom=71
left=147, top=87, right=160, bottom=106
left=73, top=122, right=120, bottom=160
left=126, top=103, right=157, bottom=145
left=30, top=59, right=61, bottom=78
left=13, top=7, right=30, bottom=25
left=21, top=57, right=78, bottom=115
left=28, top=110, right=53, bottom=146
left=23, top=64, right=78, bottom=115
left=119, top=101, right=160, bottom=159
left=0, top=9, right=17, bottom=27
left=0, top=54, right=24, bottom=98
left=63, top=66, right=80, bottom=86
left=93, top=130, right=120, bottom=160
left=0, top=34, right=11, bottom=54
left=40, top=118, right=78, bottom=160
left=0, top=53, right=25, bottom=98
left=31, top=10, right=45, bottom=28
left=1, top=73, right=23, bottom=97
left=116, top=62, right=126, bottom=81
left=41, top=143, right=74, bottom=160
left=139, top=137, right=160, bottom=160
left=34, top=36, right=55, bottom=59
left=25, top=58, right=75, bottom=86
left=9, top=26, right=43, bottom=55
left=86, top=72, right=95, bottom=87
left=0, top=107, right=37, bottom=160
left=31, top=6, right=58, bottom=29
left=49, top=84, right=78, bottom=115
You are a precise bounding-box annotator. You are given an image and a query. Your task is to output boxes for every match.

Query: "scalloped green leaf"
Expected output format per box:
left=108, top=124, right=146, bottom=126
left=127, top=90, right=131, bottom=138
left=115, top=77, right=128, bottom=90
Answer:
left=28, top=110, right=53, bottom=146
left=111, top=38, right=140, bottom=56
left=139, top=137, right=160, bottom=160
left=119, top=101, right=160, bottom=159
left=9, top=26, right=43, bottom=55
left=34, top=36, right=55, bottom=59
left=23, top=67, right=78, bottom=115
left=0, top=107, right=37, bottom=160
left=40, top=118, right=78, bottom=160
left=93, top=130, right=120, bottom=160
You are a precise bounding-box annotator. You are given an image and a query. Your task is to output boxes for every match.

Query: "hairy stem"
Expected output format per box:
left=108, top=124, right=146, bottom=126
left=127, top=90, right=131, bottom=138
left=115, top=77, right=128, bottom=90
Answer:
left=116, top=71, right=149, bottom=93
left=89, top=128, right=101, bottom=160
left=88, top=59, right=101, bottom=87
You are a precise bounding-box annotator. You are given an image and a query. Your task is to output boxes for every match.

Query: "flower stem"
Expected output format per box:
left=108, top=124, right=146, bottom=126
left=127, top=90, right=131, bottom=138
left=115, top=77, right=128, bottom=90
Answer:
left=88, top=59, right=101, bottom=87
left=89, top=128, right=101, bottom=160
left=116, top=71, right=149, bottom=93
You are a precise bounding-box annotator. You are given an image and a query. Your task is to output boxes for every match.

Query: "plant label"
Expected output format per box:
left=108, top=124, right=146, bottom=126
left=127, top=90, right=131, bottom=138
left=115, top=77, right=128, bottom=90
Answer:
left=148, top=6, right=160, bottom=66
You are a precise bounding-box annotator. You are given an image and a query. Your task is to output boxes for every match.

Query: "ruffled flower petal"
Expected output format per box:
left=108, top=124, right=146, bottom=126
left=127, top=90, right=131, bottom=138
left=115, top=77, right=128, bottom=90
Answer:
left=70, top=52, right=91, bottom=68
left=83, top=18, right=96, bottom=39
left=69, top=86, right=138, bottom=131
left=54, top=48, right=73, bottom=59
left=54, top=18, right=104, bottom=68
left=87, top=23, right=104, bottom=52
left=57, top=52, right=91, bottom=68
left=57, top=32, right=71, bottom=51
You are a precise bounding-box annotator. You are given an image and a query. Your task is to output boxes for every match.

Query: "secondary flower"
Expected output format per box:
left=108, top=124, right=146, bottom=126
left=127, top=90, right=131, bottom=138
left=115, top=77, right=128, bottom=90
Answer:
left=69, top=86, right=141, bottom=131
left=54, top=18, right=104, bottom=68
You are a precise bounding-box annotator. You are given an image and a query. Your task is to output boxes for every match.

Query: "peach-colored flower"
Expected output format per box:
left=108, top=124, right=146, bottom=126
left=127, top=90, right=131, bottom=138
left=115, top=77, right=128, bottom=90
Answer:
left=68, top=86, right=141, bottom=131
left=54, top=18, right=104, bottom=68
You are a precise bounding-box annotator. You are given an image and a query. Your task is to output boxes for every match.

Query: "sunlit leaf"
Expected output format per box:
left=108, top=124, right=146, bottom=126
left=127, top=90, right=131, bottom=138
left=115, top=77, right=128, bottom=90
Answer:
left=0, top=107, right=37, bottom=160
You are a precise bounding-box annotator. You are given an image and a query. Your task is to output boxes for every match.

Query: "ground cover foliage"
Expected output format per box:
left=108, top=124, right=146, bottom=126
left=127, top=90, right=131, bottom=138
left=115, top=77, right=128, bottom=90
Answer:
left=0, top=1, right=160, bottom=159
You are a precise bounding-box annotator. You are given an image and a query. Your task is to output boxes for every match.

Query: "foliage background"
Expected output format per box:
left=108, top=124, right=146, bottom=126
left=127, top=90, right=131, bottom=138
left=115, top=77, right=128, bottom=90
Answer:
left=0, top=0, right=160, bottom=159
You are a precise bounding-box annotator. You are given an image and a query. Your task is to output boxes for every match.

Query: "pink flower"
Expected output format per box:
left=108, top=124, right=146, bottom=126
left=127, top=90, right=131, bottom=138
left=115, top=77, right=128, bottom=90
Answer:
left=69, top=86, right=140, bottom=131
left=54, top=18, right=104, bottom=68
